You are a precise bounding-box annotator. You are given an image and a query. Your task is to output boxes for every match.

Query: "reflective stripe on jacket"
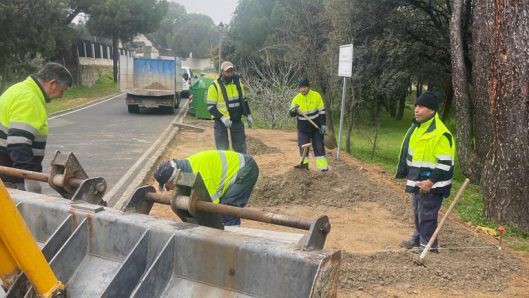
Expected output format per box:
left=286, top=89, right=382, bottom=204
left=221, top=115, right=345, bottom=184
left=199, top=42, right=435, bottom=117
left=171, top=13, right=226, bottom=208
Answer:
left=396, top=113, right=455, bottom=197
left=0, top=76, right=48, bottom=172
left=187, top=150, right=246, bottom=203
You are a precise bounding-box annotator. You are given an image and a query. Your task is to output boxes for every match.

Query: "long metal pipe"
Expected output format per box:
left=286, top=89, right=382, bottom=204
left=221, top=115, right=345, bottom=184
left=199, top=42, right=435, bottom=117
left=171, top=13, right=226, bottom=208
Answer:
left=145, top=192, right=314, bottom=231
left=0, top=166, right=81, bottom=188
left=0, top=166, right=48, bottom=182
left=195, top=200, right=313, bottom=230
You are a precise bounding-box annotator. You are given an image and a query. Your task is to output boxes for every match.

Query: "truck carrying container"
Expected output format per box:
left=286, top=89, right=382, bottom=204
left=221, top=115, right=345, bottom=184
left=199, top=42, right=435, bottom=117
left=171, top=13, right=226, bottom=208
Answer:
left=125, top=57, right=183, bottom=114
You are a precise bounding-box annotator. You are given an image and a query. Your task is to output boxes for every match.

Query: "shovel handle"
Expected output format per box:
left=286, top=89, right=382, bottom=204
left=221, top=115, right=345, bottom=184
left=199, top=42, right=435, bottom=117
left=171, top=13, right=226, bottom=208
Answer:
left=296, top=108, right=320, bottom=130
left=419, top=178, right=470, bottom=262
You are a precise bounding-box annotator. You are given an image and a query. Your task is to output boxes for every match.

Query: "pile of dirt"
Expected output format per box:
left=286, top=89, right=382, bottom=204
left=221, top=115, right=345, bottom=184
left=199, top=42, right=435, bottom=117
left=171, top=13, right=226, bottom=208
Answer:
left=251, top=158, right=409, bottom=218
left=144, top=82, right=169, bottom=90
left=246, top=136, right=280, bottom=156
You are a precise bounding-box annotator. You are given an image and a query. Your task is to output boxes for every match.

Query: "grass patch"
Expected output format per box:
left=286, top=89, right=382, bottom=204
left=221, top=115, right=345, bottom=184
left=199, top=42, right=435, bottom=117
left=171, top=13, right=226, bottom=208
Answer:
left=47, top=75, right=118, bottom=114
left=337, top=101, right=529, bottom=252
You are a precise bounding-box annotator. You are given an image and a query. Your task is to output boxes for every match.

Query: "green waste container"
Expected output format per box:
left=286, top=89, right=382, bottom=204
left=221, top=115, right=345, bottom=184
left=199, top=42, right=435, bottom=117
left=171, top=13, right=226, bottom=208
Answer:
left=191, top=77, right=214, bottom=119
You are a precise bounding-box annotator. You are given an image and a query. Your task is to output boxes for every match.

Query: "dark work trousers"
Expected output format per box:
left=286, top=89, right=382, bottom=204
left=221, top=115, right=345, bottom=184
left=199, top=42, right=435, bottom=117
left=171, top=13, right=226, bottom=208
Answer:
left=411, top=192, right=443, bottom=249
left=214, top=119, right=247, bottom=154
left=219, top=157, right=259, bottom=226
left=298, top=130, right=325, bottom=157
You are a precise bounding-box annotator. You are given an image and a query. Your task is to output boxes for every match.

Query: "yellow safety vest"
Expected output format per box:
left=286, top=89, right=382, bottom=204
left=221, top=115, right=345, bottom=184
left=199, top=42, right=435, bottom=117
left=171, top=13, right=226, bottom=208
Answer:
left=206, top=78, right=246, bottom=119
left=187, top=150, right=246, bottom=203
left=0, top=77, right=48, bottom=170
left=396, top=113, right=456, bottom=197
left=290, top=89, right=325, bottom=122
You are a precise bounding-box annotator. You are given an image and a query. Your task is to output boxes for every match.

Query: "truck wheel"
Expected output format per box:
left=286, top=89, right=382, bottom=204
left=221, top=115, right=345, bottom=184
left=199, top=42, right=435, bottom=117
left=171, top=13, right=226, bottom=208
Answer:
left=128, top=105, right=140, bottom=113
left=174, top=97, right=181, bottom=109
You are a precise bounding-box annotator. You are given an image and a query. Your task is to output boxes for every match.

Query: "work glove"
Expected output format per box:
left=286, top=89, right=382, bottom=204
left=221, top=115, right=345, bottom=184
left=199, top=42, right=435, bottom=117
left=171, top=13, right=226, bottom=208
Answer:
left=320, top=125, right=327, bottom=135
left=154, top=160, right=177, bottom=190
left=289, top=104, right=299, bottom=117
left=247, top=115, right=254, bottom=128
left=220, top=116, right=232, bottom=128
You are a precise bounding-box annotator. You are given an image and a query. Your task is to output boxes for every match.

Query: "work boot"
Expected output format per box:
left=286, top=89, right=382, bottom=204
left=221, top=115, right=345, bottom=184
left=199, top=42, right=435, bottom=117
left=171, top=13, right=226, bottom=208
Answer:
left=294, top=163, right=309, bottom=170
left=400, top=239, right=419, bottom=249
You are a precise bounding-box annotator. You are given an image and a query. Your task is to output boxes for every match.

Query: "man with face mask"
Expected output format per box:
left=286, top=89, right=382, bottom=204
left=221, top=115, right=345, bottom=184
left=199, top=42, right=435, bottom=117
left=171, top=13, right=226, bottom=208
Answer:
left=0, top=62, right=73, bottom=193
left=207, top=61, right=253, bottom=153
left=289, top=78, right=328, bottom=171
left=395, top=91, right=456, bottom=254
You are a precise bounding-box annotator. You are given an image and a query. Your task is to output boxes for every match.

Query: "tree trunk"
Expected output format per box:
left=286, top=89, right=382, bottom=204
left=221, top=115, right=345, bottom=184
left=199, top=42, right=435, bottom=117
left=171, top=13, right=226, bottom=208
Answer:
left=449, top=0, right=481, bottom=182
left=112, top=36, right=119, bottom=83
left=389, top=98, right=397, bottom=118
left=0, top=65, right=7, bottom=93
left=396, top=91, right=406, bottom=120
left=481, top=0, right=529, bottom=231
left=416, top=80, right=423, bottom=98
left=470, top=0, right=491, bottom=177
left=441, top=80, right=453, bottom=120
left=345, top=80, right=355, bottom=153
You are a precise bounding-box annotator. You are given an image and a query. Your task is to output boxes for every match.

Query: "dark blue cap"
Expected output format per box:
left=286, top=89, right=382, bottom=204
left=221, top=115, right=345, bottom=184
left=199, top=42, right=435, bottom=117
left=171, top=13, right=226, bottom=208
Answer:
left=415, top=91, right=439, bottom=111
left=298, top=78, right=310, bottom=88
left=154, top=160, right=176, bottom=190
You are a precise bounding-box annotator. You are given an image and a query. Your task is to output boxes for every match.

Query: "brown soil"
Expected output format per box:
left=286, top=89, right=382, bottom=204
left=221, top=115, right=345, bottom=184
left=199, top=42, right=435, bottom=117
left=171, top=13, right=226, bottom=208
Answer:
left=144, top=82, right=169, bottom=90
left=246, top=135, right=279, bottom=155
left=146, top=118, right=529, bottom=297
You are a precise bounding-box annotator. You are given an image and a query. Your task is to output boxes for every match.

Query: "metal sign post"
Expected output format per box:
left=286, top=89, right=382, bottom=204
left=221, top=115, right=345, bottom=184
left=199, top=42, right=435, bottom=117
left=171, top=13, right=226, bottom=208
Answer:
left=337, top=44, right=353, bottom=160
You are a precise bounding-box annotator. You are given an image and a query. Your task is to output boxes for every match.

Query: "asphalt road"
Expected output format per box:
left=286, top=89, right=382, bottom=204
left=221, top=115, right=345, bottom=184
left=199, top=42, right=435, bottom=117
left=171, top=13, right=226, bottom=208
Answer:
left=42, top=94, right=185, bottom=199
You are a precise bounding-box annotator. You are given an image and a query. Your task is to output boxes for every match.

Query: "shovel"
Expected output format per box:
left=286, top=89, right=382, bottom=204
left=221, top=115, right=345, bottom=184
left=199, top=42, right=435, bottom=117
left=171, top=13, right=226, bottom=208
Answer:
left=294, top=143, right=311, bottom=169
left=296, top=108, right=337, bottom=150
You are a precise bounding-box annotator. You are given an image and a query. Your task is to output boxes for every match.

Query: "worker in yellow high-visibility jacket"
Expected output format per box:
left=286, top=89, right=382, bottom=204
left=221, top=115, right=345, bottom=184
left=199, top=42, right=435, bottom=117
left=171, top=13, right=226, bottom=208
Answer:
left=289, top=78, right=328, bottom=171
left=207, top=61, right=253, bottom=153
left=0, top=63, right=73, bottom=193
left=154, top=150, right=259, bottom=226
left=396, top=91, right=456, bottom=254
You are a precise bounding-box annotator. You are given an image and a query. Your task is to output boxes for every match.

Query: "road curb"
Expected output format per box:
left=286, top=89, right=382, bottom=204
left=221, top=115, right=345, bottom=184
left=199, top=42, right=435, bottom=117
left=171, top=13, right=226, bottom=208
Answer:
left=49, top=92, right=122, bottom=117
left=107, top=99, right=190, bottom=209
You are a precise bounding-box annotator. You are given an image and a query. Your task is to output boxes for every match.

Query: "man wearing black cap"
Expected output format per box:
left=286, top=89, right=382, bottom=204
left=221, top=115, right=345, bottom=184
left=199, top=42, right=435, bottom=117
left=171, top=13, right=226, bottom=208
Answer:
left=395, top=91, right=456, bottom=253
left=154, top=150, right=259, bottom=226
left=289, top=78, right=328, bottom=171
left=207, top=61, right=253, bottom=153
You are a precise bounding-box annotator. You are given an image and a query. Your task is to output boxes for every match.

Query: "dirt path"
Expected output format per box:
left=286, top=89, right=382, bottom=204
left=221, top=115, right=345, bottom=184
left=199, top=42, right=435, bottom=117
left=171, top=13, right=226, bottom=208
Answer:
left=145, top=118, right=529, bottom=297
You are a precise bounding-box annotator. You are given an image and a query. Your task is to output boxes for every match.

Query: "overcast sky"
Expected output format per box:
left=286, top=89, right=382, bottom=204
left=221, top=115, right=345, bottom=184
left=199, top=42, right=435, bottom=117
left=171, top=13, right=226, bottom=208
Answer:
left=171, top=0, right=239, bottom=25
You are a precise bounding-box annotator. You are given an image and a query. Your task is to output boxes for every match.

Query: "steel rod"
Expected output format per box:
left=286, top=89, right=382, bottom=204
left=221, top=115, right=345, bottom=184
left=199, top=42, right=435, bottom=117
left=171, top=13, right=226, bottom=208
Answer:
left=195, top=201, right=313, bottom=230
left=145, top=192, right=313, bottom=230
left=145, top=192, right=172, bottom=205
left=0, top=166, right=82, bottom=188
left=0, top=166, right=48, bottom=182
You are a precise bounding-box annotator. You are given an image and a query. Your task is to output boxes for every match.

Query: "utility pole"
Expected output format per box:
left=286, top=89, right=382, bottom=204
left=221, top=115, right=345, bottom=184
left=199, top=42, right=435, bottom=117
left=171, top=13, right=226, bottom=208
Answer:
left=218, top=22, right=224, bottom=72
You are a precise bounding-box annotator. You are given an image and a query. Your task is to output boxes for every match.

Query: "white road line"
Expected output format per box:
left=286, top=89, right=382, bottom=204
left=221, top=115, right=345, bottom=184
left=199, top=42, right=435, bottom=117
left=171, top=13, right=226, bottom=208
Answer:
left=48, top=93, right=124, bottom=120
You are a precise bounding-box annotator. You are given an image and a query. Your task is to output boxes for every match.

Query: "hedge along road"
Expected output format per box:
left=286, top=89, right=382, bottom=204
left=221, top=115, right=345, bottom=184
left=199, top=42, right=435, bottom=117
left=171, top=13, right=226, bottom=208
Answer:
left=41, top=93, right=188, bottom=204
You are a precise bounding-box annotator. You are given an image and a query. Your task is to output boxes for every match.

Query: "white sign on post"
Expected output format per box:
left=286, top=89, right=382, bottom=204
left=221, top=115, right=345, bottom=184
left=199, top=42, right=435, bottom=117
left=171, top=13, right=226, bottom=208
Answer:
left=336, top=44, right=353, bottom=160
left=338, top=44, right=353, bottom=78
